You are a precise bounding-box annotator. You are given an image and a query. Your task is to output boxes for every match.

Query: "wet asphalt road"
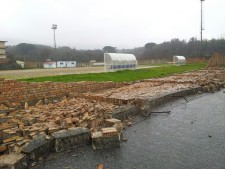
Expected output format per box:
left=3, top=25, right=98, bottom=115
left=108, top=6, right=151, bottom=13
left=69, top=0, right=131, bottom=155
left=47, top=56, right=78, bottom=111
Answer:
left=35, top=90, right=225, bottom=169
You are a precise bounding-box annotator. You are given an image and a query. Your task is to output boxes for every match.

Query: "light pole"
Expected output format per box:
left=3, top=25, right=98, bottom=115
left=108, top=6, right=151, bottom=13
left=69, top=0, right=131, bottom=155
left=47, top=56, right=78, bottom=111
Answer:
left=200, top=0, right=205, bottom=60
left=51, top=24, right=57, bottom=66
left=52, top=24, right=57, bottom=49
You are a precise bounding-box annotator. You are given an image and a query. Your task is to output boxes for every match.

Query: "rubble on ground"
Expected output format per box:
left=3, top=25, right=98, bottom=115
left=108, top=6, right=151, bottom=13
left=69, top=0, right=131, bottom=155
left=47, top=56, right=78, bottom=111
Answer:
left=0, top=67, right=224, bottom=166
left=84, top=68, right=225, bottom=101
left=0, top=97, right=125, bottom=155
left=0, top=153, right=27, bottom=169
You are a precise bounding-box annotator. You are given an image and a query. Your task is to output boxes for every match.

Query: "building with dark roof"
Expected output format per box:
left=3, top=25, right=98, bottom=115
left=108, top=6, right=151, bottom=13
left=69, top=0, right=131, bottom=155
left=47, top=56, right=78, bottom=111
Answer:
left=0, top=41, right=7, bottom=59
left=0, top=41, right=8, bottom=64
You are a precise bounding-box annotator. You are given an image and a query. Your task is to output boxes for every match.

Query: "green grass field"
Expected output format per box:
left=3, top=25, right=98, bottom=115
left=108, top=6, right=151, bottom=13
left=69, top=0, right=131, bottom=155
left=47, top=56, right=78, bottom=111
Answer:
left=22, top=64, right=206, bottom=83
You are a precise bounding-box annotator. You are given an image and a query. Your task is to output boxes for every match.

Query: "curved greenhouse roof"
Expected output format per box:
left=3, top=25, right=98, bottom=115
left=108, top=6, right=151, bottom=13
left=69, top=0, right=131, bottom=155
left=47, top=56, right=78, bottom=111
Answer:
left=104, top=53, right=138, bottom=72
left=174, top=56, right=185, bottom=60
left=106, top=53, right=137, bottom=61
left=173, top=55, right=186, bottom=66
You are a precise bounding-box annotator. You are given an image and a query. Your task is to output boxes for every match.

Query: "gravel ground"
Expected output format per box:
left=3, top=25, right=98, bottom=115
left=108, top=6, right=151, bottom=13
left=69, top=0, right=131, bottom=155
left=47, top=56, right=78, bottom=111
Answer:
left=34, top=90, right=225, bottom=169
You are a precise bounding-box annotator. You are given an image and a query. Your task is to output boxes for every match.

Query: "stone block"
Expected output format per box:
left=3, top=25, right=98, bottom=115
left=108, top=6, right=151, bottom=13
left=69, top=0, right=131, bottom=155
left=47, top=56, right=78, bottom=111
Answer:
left=112, top=105, right=140, bottom=120
left=22, top=134, right=54, bottom=161
left=101, top=127, right=118, bottom=137
left=92, top=128, right=120, bottom=150
left=105, top=118, right=121, bottom=125
left=52, top=127, right=90, bottom=152
left=0, top=153, right=27, bottom=169
left=105, top=119, right=123, bottom=132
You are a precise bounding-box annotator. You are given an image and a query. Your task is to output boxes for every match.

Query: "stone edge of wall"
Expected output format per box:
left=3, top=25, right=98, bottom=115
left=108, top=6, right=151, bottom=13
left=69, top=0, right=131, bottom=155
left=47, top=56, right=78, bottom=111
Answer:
left=110, top=86, right=203, bottom=120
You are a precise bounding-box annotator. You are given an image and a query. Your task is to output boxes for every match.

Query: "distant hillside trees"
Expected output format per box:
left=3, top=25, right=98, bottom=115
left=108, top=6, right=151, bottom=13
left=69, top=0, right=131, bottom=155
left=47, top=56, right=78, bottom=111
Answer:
left=6, top=44, right=104, bottom=63
left=103, top=46, right=117, bottom=53
left=120, top=38, right=225, bottom=59
left=5, top=38, right=225, bottom=63
left=144, top=42, right=156, bottom=58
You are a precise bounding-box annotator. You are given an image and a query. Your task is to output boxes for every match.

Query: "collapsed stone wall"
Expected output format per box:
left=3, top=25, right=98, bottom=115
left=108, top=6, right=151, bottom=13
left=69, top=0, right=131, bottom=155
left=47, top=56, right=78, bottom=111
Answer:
left=0, top=79, right=125, bottom=104
left=0, top=68, right=225, bottom=168
left=208, top=52, right=225, bottom=67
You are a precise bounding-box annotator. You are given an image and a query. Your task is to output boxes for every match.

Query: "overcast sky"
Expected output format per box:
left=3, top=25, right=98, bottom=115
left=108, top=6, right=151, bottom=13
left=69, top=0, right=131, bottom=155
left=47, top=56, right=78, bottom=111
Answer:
left=1, top=0, right=225, bottom=49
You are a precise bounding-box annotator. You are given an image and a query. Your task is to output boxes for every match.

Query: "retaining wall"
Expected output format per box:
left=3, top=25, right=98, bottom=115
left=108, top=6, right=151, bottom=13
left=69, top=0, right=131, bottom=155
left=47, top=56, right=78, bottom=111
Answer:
left=108, top=87, right=203, bottom=119
left=135, top=87, right=202, bottom=116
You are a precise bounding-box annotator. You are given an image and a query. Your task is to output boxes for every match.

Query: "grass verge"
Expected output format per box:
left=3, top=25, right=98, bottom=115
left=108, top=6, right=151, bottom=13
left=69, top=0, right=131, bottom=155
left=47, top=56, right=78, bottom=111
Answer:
left=21, top=63, right=206, bottom=83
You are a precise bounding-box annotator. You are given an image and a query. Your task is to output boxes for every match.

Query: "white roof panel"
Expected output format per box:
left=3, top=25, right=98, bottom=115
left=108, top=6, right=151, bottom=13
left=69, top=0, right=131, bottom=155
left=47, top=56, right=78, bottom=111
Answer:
left=106, top=53, right=137, bottom=61
left=174, top=56, right=186, bottom=60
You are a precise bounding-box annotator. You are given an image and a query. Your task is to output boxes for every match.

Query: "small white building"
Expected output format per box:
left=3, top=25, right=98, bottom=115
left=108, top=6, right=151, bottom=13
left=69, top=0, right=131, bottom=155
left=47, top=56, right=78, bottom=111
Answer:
left=104, top=53, right=138, bottom=72
left=43, top=61, right=76, bottom=68
left=90, top=60, right=104, bottom=67
left=16, top=60, right=25, bottom=68
left=173, top=56, right=186, bottom=66
left=57, top=61, right=76, bottom=68
left=93, top=62, right=104, bottom=66
left=43, top=61, right=57, bottom=68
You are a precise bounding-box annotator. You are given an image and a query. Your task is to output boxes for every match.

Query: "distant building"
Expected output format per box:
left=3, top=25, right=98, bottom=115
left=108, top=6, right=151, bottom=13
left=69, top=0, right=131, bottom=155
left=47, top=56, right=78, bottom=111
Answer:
left=16, top=60, right=25, bottom=68
left=90, top=60, right=96, bottom=66
left=43, top=61, right=57, bottom=68
left=43, top=61, right=76, bottom=68
left=92, top=62, right=104, bottom=66
left=90, top=60, right=104, bottom=67
left=57, top=61, right=76, bottom=68
left=0, top=41, right=7, bottom=59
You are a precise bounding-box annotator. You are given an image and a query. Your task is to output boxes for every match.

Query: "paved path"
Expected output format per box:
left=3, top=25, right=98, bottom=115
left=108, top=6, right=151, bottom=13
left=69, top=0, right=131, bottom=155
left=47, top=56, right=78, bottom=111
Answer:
left=35, top=90, right=225, bottom=169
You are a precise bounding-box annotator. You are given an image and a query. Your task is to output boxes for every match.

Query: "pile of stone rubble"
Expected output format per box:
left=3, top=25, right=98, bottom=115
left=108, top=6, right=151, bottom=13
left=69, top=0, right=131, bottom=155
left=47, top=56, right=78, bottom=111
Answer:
left=0, top=67, right=225, bottom=168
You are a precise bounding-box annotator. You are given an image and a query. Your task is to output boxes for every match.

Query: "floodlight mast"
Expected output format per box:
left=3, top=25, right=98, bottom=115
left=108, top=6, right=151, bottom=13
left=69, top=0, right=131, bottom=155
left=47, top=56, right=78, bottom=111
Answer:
left=200, top=0, right=205, bottom=60
left=51, top=24, right=57, bottom=50
left=51, top=24, right=57, bottom=67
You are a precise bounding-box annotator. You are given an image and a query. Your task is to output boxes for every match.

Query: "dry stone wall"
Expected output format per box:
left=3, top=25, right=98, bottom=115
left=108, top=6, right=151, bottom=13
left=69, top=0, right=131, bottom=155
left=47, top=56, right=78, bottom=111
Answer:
left=0, top=79, right=125, bottom=104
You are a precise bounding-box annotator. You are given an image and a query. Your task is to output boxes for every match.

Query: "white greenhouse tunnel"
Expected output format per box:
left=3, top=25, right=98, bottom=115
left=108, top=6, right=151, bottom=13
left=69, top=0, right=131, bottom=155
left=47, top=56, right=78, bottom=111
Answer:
left=173, top=56, right=186, bottom=66
left=104, top=53, right=138, bottom=72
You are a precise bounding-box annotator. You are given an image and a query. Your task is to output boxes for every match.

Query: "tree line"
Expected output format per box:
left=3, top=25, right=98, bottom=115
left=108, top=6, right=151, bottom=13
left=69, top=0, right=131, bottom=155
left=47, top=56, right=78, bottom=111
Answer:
left=6, top=44, right=104, bottom=63
left=6, top=37, right=225, bottom=63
